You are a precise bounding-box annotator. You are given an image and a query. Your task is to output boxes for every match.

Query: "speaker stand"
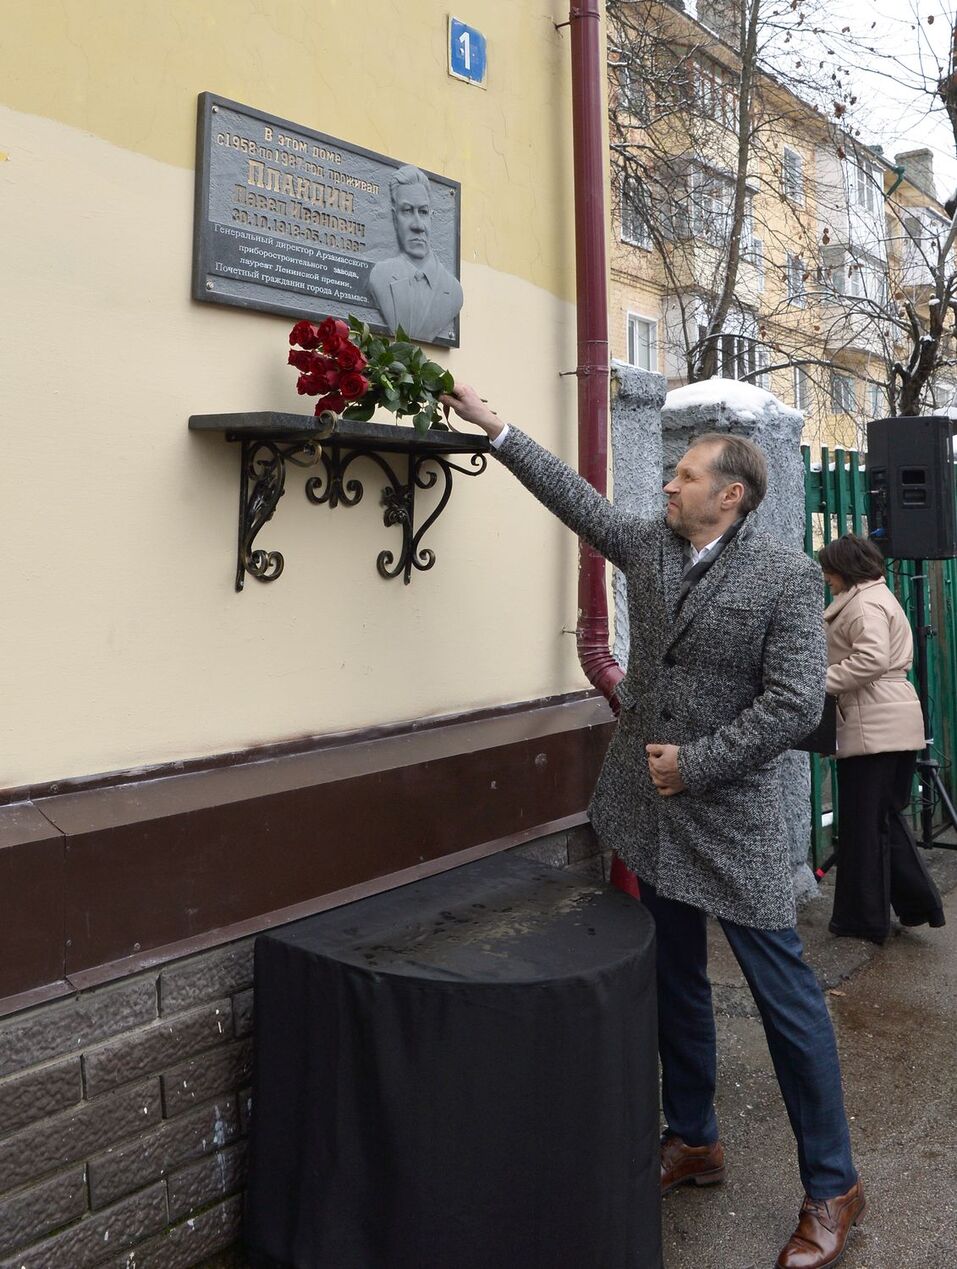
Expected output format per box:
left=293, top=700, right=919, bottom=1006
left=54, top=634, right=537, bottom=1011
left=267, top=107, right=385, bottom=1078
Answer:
left=911, top=562, right=957, bottom=849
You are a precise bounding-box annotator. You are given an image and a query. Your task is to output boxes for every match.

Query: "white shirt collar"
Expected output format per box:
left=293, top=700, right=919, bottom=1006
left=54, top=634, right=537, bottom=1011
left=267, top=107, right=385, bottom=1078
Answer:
left=689, top=534, right=724, bottom=566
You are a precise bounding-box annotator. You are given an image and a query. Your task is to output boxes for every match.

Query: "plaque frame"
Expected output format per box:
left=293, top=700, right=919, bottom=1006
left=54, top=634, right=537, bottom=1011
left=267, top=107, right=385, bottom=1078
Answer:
left=192, top=92, right=463, bottom=347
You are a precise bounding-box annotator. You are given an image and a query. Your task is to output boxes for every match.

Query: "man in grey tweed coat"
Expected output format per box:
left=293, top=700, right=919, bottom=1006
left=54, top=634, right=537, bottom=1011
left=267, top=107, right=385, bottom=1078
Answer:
left=442, top=385, right=865, bottom=1269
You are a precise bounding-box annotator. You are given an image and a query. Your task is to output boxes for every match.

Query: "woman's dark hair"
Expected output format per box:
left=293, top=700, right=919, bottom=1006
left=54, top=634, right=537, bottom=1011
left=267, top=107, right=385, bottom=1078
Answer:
left=817, top=534, right=885, bottom=586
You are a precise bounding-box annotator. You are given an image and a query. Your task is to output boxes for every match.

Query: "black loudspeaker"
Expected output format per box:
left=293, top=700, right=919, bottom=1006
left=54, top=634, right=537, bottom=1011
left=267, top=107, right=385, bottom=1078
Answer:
left=866, top=415, right=957, bottom=559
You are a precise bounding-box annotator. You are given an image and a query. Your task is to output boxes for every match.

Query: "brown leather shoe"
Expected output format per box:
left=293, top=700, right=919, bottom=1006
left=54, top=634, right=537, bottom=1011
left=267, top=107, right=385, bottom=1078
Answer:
left=660, top=1132, right=726, bottom=1196
left=776, top=1179, right=866, bottom=1268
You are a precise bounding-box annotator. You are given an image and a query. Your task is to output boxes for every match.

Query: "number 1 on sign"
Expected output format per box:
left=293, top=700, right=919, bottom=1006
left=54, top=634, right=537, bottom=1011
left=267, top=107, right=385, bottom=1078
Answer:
left=448, top=18, right=486, bottom=86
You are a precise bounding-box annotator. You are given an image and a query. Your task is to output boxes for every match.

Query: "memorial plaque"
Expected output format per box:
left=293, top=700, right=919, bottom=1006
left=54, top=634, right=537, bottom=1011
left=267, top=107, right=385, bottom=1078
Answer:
left=192, top=93, right=462, bottom=347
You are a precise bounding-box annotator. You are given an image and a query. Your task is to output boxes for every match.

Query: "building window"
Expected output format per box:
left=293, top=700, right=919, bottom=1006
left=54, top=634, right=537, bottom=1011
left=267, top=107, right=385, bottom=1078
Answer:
left=690, top=166, right=734, bottom=241
left=621, top=174, right=651, bottom=248
left=748, top=237, right=766, bottom=292
left=828, top=251, right=888, bottom=305
left=782, top=146, right=805, bottom=205
left=627, top=314, right=657, bottom=371
left=867, top=381, right=885, bottom=418
left=794, top=366, right=810, bottom=411
left=613, top=61, right=649, bottom=122
left=831, top=372, right=855, bottom=414
left=693, top=54, right=738, bottom=130
left=786, top=253, right=806, bottom=307
left=853, top=159, right=878, bottom=212
left=704, top=329, right=765, bottom=383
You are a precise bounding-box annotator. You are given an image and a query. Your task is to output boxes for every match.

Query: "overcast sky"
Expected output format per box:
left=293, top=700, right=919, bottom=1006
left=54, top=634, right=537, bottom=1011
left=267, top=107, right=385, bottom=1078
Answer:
left=836, top=0, right=957, bottom=200
left=685, top=0, right=957, bottom=200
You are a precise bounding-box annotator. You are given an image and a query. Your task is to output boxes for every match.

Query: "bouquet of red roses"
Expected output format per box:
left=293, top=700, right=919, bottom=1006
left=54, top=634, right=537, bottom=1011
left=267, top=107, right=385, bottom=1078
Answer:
left=288, top=315, right=454, bottom=434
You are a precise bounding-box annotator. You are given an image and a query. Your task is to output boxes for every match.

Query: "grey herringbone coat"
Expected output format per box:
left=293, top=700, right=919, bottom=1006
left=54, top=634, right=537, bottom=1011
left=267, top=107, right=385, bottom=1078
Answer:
left=496, top=427, right=826, bottom=929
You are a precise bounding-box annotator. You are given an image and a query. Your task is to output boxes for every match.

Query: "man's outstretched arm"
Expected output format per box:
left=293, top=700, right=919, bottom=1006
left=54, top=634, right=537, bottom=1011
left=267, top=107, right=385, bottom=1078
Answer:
left=441, top=384, right=642, bottom=571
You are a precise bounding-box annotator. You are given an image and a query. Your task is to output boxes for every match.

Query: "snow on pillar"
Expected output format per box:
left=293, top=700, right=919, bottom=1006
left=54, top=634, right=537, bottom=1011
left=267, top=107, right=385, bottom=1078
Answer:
left=610, top=362, right=667, bottom=670
left=660, top=378, right=819, bottom=907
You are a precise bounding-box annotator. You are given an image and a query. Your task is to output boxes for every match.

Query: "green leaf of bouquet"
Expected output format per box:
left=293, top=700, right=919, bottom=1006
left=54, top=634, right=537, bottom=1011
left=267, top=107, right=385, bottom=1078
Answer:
left=439, top=371, right=455, bottom=392
left=344, top=400, right=376, bottom=421
left=394, top=324, right=410, bottom=342
left=413, top=411, right=431, bottom=433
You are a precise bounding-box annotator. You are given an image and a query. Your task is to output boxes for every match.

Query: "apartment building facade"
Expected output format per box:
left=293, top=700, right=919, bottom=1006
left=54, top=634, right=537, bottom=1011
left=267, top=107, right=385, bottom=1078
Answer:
left=609, top=0, right=954, bottom=454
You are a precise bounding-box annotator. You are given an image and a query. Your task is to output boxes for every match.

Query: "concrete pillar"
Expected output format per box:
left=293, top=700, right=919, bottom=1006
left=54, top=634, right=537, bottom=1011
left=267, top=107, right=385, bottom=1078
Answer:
left=610, top=362, right=667, bottom=670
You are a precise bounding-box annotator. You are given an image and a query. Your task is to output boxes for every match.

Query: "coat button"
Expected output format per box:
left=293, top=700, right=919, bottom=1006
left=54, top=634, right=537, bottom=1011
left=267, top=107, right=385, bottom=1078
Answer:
left=663, top=652, right=675, bottom=666
left=661, top=708, right=673, bottom=721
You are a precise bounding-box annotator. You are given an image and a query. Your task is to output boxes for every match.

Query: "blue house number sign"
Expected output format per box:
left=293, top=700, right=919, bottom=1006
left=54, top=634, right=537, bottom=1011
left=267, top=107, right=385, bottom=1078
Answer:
left=449, top=17, right=487, bottom=87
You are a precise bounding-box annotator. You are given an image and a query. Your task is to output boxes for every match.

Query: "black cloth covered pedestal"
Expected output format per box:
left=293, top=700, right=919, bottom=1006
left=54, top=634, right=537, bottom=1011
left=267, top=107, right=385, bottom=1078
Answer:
left=245, top=855, right=662, bottom=1269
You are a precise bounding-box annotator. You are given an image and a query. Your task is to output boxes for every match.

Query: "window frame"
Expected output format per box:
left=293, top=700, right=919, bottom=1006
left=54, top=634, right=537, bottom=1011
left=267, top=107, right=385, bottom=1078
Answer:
left=786, top=252, right=807, bottom=307
left=620, top=173, right=652, bottom=249
left=867, top=381, right=885, bottom=418
left=627, top=312, right=658, bottom=372
left=853, top=159, right=878, bottom=213
left=782, top=146, right=805, bottom=206
left=794, top=365, right=810, bottom=411
left=830, top=371, right=855, bottom=415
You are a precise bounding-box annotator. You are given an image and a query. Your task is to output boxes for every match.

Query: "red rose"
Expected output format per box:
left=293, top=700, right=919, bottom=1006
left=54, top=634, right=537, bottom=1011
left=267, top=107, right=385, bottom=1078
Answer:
left=296, top=371, right=327, bottom=396
left=289, top=320, right=322, bottom=349
left=339, top=371, right=371, bottom=401
left=317, top=317, right=350, bottom=350
left=335, top=343, right=367, bottom=371
left=288, top=348, right=322, bottom=372
left=315, top=391, right=347, bottom=415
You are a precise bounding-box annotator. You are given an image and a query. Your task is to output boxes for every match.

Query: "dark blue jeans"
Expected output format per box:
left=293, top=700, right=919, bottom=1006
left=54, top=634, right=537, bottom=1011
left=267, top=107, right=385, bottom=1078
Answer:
left=640, top=880, right=857, bottom=1200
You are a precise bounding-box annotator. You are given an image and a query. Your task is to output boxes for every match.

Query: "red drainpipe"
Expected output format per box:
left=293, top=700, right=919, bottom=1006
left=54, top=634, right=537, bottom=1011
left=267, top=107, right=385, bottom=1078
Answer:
left=568, top=2, right=624, bottom=710
left=569, top=3, right=637, bottom=897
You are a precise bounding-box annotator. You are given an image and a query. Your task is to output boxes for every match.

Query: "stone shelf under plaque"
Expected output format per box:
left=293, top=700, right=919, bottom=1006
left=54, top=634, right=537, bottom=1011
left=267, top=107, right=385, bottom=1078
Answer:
left=189, top=412, right=490, bottom=589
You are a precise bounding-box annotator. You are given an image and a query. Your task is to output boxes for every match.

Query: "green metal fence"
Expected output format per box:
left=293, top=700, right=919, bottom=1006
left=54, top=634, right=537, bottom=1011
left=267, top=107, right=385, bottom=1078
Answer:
left=802, top=445, right=957, bottom=868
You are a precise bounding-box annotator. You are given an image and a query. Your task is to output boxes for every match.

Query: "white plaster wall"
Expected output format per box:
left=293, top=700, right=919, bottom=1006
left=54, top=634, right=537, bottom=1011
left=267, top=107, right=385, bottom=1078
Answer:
left=0, top=106, right=586, bottom=786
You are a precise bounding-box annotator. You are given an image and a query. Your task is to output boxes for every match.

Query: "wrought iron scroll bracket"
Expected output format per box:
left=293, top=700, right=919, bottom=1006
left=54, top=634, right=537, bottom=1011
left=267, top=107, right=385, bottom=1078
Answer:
left=306, top=445, right=488, bottom=585
left=234, top=436, right=321, bottom=591
left=194, top=416, right=490, bottom=591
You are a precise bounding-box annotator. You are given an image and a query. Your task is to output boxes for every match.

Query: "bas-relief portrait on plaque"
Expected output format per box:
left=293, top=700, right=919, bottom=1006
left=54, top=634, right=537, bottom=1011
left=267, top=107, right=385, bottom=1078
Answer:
left=192, top=93, right=463, bottom=347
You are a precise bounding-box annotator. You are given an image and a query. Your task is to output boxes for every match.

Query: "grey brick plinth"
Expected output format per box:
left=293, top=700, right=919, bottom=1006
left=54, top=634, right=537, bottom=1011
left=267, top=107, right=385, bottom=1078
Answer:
left=159, top=943, right=253, bottom=1017
left=0, top=980, right=157, bottom=1080
left=0, top=1057, right=82, bottom=1140
left=166, top=1142, right=246, bottom=1221
left=161, top=1039, right=252, bottom=1119
left=87, top=1097, right=241, bottom=1211
left=0, top=1167, right=87, bottom=1257
left=231, top=989, right=254, bottom=1040
left=105, top=1195, right=242, bottom=1269
left=83, top=1001, right=234, bottom=1099
left=0, top=1080, right=160, bottom=1194
left=0, top=1183, right=167, bottom=1269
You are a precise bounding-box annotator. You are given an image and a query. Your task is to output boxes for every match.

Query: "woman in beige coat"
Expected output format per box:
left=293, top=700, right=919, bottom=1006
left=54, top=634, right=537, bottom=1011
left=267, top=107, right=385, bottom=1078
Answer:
left=818, top=534, right=944, bottom=943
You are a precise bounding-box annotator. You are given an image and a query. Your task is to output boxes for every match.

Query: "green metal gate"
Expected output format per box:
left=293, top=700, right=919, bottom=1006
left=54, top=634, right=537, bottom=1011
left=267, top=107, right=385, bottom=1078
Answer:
left=802, top=445, right=957, bottom=867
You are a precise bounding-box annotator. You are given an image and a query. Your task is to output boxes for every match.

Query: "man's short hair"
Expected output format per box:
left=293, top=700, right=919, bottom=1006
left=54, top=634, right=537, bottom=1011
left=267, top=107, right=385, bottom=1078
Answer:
left=390, top=164, right=431, bottom=207
left=692, top=432, right=768, bottom=513
left=817, top=534, right=885, bottom=586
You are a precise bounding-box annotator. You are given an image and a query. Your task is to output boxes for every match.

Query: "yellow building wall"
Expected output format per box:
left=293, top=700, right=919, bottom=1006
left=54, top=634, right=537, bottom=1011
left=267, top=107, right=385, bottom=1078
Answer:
left=0, top=0, right=587, bottom=788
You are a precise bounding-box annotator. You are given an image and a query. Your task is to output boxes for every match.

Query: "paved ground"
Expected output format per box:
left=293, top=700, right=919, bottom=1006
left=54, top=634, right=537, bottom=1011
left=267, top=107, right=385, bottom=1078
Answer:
left=662, top=840, right=957, bottom=1269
